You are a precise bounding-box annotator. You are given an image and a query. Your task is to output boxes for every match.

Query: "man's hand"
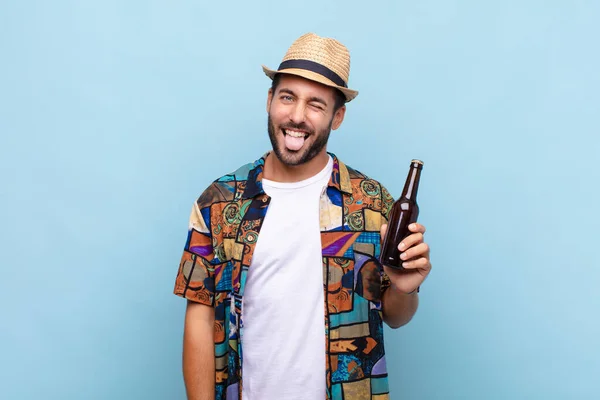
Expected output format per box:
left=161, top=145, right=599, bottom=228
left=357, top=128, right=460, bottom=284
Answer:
left=380, top=223, right=432, bottom=294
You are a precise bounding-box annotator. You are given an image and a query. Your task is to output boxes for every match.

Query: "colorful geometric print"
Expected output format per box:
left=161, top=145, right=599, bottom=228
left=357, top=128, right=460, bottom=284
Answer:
left=173, top=153, right=395, bottom=400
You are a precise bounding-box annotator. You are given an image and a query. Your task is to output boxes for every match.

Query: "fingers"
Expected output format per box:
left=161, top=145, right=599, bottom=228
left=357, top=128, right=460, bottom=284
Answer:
left=381, top=223, right=424, bottom=241
left=400, top=256, right=431, bottom=270
left=400, top=242, right=429, bottom=262
left=398, top=232, right=424, bottom=251
left=408, top=223, right=426, bottom=234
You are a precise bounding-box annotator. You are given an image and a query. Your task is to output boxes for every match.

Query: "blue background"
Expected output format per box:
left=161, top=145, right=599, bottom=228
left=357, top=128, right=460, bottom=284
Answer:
left=1, top=1, right=599, bottom=399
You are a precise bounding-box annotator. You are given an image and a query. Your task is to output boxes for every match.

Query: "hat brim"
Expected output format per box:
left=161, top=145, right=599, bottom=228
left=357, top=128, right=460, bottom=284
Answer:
left=262, top=65, right=358, bottom=103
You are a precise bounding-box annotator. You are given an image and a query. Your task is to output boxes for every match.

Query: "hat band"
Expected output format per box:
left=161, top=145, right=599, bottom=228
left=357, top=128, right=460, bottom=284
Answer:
left=277, top=59, right=347, bottom=88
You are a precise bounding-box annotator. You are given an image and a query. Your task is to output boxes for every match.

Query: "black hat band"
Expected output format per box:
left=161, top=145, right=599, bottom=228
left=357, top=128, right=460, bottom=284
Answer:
left=277, top=59, right=347, bottom=88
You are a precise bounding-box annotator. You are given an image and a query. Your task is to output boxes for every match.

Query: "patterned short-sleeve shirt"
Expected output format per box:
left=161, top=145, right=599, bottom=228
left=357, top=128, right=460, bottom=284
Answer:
left=174, top=153, right=395, bottom=400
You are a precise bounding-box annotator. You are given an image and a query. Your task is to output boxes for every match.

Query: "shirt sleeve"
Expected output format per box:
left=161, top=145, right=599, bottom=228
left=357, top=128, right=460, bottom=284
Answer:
left=173, top=200, right=216, bottom=306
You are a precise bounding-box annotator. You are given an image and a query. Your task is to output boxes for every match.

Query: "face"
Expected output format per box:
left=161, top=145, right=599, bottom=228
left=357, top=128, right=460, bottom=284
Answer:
left=267, top=74, right=345, bottom=166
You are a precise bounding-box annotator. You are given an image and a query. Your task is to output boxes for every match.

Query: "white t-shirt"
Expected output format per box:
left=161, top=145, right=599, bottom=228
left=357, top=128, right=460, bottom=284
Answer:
left=241, top=156, right=333, bottom=400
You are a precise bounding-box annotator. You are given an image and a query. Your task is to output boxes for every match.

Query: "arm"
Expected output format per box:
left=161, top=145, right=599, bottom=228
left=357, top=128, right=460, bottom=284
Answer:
left=183, top=300, right=215, bottom=400
left=174, top=199, right=220, bottom=399
left=382, top=283, right=419, bottom=329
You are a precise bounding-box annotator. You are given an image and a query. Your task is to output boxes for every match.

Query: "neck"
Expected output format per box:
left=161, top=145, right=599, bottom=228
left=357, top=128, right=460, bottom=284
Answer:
left=401, top=165, right=421, bottom=200
left=263, top=150, right=329, bottom=183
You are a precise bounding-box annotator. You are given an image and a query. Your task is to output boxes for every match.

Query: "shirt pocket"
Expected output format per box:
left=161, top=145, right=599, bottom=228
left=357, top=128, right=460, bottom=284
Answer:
left=326, top=257, right=355, bottom=314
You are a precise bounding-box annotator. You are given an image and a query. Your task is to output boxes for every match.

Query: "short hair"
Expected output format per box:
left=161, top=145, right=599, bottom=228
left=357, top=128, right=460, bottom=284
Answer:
left=271, top=74, right=346, bottom=112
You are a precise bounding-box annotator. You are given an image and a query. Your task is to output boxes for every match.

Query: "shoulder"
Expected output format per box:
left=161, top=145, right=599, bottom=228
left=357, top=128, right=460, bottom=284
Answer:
left=341, top=161, right=395, bottom=218
left=344, top=163, right=391, bottom=198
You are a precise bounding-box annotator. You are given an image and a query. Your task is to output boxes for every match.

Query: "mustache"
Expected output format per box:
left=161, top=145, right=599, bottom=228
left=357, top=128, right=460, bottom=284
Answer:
left=280, top=122, right=314, bottom=135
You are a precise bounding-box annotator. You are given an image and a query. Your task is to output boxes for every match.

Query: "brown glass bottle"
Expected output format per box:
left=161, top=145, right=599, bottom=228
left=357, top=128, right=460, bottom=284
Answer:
left=380, top=159, right=424, bottom=269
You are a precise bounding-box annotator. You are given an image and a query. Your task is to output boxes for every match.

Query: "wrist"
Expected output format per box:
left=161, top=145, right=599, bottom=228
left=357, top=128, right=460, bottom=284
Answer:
left=391, top=282, right=420, bottom=295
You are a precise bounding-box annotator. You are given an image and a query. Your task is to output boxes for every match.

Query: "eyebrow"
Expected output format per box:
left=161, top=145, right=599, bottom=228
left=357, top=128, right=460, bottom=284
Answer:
left=278, top=88, right=329, bottom=108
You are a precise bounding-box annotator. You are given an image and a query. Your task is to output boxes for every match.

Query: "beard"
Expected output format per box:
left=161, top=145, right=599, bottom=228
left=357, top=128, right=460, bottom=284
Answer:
left=267, top=114, right=333, bottom=166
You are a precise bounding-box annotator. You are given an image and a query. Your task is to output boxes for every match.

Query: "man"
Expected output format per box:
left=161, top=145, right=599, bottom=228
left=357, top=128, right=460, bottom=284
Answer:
left=173, top=33, right=432, bottom=400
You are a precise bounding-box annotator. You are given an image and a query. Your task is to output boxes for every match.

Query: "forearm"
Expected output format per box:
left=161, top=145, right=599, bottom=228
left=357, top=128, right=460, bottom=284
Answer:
left=183, top=302, right=215, bottom=400
left=382, top=283, right=419, bottom=329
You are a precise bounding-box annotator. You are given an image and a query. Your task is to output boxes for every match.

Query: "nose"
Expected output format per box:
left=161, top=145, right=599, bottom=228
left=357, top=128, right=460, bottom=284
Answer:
left=289, top=102, right=306, bottom=124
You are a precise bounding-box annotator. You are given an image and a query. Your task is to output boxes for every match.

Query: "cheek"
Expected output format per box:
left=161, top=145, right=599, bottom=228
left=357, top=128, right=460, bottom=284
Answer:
left=307, top=115, right=329, bottom=131
left=269, top=108, right=288, bottom=125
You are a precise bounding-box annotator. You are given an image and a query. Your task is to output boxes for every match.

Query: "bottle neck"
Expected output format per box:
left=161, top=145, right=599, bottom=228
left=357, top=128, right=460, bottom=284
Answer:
left=401, top=164, right=422, bottom=201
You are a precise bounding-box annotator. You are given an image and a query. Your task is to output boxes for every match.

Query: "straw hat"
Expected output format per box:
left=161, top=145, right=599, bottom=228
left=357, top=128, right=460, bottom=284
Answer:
left=262, top=33, right=359, bottom=102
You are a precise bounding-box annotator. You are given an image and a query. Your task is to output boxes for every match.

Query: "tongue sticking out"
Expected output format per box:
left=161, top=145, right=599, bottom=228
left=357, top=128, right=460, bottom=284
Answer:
left=284, top=132, right=305, bottom=151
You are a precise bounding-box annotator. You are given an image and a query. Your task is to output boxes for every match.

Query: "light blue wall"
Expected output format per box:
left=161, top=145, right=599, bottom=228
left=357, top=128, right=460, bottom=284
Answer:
left=1, top=1, right=598, bottom=399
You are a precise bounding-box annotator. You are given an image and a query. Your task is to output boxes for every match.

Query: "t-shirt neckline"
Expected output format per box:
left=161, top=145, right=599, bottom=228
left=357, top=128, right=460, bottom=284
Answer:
left=262, top=155, right=333, bottom=190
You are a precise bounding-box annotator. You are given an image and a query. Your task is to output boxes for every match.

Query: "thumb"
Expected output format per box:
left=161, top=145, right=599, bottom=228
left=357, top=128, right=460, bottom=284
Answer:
left=380, top=223, right=388, bottom=239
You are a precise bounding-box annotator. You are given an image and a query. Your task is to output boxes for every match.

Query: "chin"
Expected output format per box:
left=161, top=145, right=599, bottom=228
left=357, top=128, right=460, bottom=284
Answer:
left=273, top=146, right=308, bottom=166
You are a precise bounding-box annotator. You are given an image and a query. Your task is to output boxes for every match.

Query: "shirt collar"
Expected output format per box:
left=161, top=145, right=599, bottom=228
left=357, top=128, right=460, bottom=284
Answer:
left=328, top=153, right=353, bottom=195
left=241, top=152, right=353, bottom=199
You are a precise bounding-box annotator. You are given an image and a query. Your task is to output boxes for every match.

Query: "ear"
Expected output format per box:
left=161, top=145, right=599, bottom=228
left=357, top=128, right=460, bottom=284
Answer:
left=331, top=105, right=346, bottom=130
left=267, top=88, right=273, bottom=113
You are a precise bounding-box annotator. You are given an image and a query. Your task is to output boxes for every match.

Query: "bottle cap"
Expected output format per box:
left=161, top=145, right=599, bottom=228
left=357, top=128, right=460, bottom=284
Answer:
left=411, top=159, right=424, bottom=165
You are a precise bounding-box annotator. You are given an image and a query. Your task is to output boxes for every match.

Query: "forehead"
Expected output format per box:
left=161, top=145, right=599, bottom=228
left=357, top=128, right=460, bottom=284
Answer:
left=275, top=74, right=337, bottom=102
